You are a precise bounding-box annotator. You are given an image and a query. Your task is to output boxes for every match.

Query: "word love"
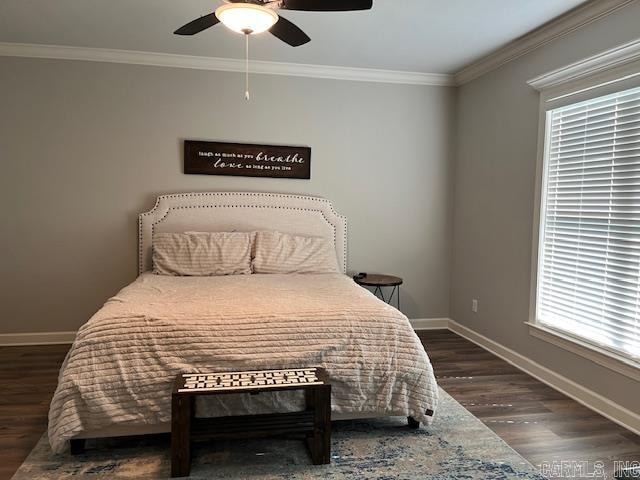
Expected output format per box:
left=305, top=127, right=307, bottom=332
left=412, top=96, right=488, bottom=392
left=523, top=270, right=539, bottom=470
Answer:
left=213, top=158, right=293, bottom=172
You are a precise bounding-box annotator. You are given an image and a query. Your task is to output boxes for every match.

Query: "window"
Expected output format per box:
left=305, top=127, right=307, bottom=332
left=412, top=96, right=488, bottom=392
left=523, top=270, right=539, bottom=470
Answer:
left=536, top=84, right=640, bottom=364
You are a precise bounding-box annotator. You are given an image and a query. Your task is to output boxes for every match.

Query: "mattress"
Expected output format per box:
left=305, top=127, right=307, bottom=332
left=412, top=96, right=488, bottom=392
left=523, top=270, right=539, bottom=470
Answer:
left=48, top=273, right=439, bottom=453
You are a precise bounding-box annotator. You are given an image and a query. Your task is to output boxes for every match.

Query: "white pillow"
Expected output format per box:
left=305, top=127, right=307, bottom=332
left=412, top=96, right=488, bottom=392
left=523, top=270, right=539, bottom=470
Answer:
left=153, top=232, right=252, bottom=276
left=252, top=231, right=340, bottom=274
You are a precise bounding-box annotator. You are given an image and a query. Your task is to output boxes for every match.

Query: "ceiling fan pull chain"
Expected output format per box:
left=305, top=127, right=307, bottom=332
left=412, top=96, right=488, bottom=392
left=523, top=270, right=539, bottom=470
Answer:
left=244, top=33, right=250, bottom=101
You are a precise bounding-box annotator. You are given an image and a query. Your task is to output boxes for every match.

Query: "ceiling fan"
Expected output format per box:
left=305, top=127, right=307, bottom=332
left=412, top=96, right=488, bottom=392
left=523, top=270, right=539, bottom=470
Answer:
left=174, top=0, right=373, bottom=47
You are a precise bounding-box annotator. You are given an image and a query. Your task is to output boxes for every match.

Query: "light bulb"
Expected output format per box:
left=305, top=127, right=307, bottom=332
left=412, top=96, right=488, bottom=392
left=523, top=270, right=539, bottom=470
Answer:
left=215, top=3, right=279, bottom=35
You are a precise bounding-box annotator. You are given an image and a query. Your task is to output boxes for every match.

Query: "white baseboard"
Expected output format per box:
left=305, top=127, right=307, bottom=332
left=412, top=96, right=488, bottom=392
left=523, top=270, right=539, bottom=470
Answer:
left=447, top=319, right=640, bottom=436
left=0, top=331, right=76, bottom=346
left=409, top=318, right=450, bottom=330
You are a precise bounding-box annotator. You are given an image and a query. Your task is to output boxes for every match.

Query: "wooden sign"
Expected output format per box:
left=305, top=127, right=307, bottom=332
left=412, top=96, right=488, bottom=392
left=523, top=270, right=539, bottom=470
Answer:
left=184, top=140, right=311, bottom=179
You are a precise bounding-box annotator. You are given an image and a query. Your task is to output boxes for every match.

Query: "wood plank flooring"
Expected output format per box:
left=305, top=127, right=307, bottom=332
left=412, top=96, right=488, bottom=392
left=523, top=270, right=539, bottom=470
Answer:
left=419, top=330, right=640, bottom=479
left=0, top=331, right=638, bottom=479
left=0, top=344, right=70, bottom=480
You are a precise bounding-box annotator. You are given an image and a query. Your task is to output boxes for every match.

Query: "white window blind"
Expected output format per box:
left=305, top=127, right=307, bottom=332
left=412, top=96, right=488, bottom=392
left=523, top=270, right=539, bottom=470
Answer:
left=537, top=84, right=640, bottom=362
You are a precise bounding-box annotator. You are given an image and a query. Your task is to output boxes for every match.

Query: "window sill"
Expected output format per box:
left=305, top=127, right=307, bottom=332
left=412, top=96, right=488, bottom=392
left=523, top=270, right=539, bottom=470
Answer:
left=526, top=322, right=640, bottom=382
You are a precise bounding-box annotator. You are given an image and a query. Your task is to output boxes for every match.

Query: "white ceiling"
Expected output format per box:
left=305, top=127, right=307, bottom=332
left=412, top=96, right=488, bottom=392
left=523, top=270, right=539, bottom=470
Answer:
left=0, top=0, right=587, bottom=74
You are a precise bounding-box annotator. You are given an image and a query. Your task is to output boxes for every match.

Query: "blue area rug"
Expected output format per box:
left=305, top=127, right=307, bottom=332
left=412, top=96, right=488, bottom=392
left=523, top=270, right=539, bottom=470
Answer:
left=12, top=388, right=544, bottom=479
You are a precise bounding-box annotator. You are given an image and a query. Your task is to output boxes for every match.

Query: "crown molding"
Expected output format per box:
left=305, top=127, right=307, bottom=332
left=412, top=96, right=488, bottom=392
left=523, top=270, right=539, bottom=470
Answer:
left=0, top=42, right=455, bottom=87
left=527, top=37, right=640, bottom=91
left=454, top=0, right=636, bottom=85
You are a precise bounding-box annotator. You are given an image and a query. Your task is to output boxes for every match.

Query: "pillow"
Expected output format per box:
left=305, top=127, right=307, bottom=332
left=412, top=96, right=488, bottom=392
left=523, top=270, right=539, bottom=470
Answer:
left=153, top=232, right=252, bottom=276
left=252, top=230, right=340, bottom=274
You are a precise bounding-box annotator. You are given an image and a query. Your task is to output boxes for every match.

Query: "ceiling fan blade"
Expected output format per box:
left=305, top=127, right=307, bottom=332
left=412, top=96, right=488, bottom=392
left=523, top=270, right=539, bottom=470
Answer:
left=269, top=16, right=310, bottom=47
left=282, top=0, right=372, bottom=11
left=174, top=13, right=220, bottom=35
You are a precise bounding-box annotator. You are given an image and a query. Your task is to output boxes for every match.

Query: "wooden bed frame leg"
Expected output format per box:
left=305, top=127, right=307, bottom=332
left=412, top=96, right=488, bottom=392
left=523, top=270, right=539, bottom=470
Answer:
left=171, top=393, right=193, bottom=478
left=307, top=384, right=332, bottom=465
left=407, top=416, right=420, bottom=429
left=70, top=438, right=86, bottom=455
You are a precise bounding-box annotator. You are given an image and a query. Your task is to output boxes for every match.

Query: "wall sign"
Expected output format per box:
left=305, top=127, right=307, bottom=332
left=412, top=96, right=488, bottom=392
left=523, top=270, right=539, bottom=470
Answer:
left=184, top=140, right=311, bottom=179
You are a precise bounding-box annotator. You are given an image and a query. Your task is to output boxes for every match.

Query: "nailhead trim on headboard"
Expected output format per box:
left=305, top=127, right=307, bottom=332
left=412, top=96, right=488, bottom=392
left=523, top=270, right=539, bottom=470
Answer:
left=138, top=192, right=348, bottom=274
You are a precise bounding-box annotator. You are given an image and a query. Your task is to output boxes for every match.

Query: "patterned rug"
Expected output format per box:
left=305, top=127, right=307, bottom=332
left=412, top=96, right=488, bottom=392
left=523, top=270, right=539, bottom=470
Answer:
left=12, top=388, right=545, bottom=479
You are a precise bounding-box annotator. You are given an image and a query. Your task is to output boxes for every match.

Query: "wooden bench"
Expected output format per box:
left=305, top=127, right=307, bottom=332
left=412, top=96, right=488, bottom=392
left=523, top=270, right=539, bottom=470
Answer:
left=171, top=367, right=331, bottom=478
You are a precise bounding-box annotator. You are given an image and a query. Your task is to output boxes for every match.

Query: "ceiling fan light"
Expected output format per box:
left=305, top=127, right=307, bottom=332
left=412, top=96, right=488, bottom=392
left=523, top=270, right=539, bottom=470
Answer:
left=215, top=3, right=279, bottom=35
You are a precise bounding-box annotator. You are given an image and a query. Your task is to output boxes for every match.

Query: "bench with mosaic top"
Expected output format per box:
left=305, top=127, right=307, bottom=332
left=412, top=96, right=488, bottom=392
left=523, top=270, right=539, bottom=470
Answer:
left=171, top=367, right=332, bottom=478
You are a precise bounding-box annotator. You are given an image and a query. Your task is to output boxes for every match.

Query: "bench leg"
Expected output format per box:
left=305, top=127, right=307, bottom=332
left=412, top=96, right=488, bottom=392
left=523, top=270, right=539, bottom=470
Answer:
left=70, top=438, right=85, bottom=455
left=171, top=394, right=193, bottom=478
left=408, top=416, right=420, bottom=429
left=307, top=385, right=331, bottom=465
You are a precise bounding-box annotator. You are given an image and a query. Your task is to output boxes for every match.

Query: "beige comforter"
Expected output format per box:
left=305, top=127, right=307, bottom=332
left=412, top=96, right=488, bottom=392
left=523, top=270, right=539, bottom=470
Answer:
left=48, top=273, right=438, bottom=453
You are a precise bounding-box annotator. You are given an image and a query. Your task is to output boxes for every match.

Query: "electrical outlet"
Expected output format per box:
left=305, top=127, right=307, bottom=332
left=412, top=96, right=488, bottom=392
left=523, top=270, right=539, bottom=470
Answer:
left=471, top=299, right=478, bottom=313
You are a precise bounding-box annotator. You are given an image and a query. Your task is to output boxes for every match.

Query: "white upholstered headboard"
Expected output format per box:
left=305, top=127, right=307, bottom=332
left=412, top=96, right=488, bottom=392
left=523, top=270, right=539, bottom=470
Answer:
left=138, top=192, right=348, bottom=274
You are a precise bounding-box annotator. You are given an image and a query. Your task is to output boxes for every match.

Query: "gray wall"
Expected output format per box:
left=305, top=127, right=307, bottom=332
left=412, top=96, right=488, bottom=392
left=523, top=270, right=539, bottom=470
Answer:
left=0, top=57, right=455, bottom=333
left=450, top=3, right=640, bottom=413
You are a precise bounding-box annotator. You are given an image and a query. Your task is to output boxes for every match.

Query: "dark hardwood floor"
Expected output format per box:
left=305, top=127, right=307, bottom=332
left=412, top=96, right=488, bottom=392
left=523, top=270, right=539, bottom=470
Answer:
left=0, top=344, right=70, bottom=480
left=419, top=330, right=640, bottom=479
left=0, top=330, right=638, bottom=479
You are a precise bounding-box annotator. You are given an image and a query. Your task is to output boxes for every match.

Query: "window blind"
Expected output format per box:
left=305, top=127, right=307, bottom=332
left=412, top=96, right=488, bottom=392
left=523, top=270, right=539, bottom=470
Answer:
left=537, top=84, right=640, bottom=362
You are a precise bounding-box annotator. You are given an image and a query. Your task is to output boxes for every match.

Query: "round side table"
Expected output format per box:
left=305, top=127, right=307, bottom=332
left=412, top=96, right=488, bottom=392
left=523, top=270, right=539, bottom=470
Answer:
left=353, top=273, right=403, bottom=310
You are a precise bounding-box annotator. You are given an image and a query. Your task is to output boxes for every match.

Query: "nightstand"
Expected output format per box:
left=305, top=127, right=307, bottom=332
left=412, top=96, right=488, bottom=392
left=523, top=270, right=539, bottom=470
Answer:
left=353, top=273, right=403, bottom=310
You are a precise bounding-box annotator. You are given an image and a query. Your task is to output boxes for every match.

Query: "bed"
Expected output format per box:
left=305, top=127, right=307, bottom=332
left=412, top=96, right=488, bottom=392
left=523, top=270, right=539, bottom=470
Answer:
left=48, top=192, right=439, bottom=453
